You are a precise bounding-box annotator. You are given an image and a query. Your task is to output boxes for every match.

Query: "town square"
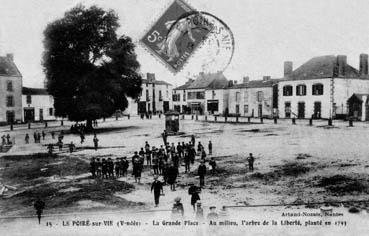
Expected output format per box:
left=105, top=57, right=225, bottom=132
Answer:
left=1, top=0, right=369, bottom=235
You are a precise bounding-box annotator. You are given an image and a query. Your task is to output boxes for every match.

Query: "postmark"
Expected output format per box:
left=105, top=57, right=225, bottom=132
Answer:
left=140, top=0, right=235, bottom=74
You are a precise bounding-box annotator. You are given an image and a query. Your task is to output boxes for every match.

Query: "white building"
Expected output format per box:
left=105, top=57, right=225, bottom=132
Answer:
left=278, top=54, right=369, bottom=120
left=22, top=87, right=57, bottom=122
left=228, top=76, right=278, bottom=118
left=129, top=73, right=173, bottom=115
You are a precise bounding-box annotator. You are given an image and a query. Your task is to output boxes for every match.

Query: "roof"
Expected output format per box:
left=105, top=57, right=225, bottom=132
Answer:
left=142, top=79, right=172, bottom=86
left=174, top=79, right=194, bottom=90
left=22, top=87, right=49, bottom=95
left=0, top=56, right=22, bottom=77
left=230, top=79, right=279, bottom=89
left=288, top=55, right=359, bottom=80
left=348, top=93, right=369, bottom=103
left=186, top=72, right=229, bottom=89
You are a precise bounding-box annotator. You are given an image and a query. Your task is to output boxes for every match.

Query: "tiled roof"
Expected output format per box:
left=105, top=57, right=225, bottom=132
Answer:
left=288, top=55, right=359, bottom=80
left=142, top=79, right=172, bottom=86
left=186, top=72, right=229, bottom=89
left=0, top=56, right=22, bottom=77
left=174, top=81, right=193, bottom=90
left=231, top=79, right=279, bottom=89
left=22, top=87, right=49, bottom=95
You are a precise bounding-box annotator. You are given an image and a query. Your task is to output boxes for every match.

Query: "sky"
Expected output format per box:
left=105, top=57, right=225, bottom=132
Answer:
left=1, top=0, right=369, bottom=88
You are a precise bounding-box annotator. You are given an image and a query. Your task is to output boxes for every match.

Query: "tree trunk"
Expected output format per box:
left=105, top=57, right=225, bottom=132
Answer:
left=86, top=119, right=93, bottom=131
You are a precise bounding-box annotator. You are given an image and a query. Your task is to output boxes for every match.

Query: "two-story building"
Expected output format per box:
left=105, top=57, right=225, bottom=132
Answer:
left=22, top=87, right=56, bottom=122
left=172, top=78, right=194, bottom=114
left=0, top=54, right=23, bottom=125
left=180, top=72, right=230, bottom=115
left=135, top=73, right=173, bottom=115
left=278, top=54, right=369, bottom=119
left=227, top=76, right=279, bottom=117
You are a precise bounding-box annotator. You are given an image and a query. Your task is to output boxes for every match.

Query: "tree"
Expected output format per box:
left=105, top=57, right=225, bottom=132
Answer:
left=43, top=5, right=142, bottom=130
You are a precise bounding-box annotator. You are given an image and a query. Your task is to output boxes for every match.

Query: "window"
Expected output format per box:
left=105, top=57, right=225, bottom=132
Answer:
left=283, top=85, right=293, bottom=96
left=183, top=90, right=186, bottom=101
left=6, top=96, right=14, bottom=107
left=235, top=92, right=240, bottom=103
left=285, top=102, right=291, bottom=118
left=146, top=83, right=148, bottom=87
left=296, top=84, right=306, bottom=96
left=244, top=91, right=248, bottom=102
left=49, top=108, right=53, bottom=116
left=159, top=91, right=163, bottom=101
left=7, top=81, right=13, bottom=91
left=312, top=83, right=324, bottom=95
left=187, top=91, right=205, bottom=100
left=212, top=90, right=216, bottom=99
left=26, top=95, right=32, bottom=104
left=257, top=91, right=264, bottom=102
left=244, top=105, right=249, bottom=114
left=166, top=90, right=168, bottom=98
left=172, top=94, right=180, bottom=101
left=6, top=111, right=15, bottom=123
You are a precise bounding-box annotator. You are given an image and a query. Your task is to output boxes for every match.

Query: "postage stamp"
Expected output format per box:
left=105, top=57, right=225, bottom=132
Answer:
left=140, top=0, right=214, bottom=73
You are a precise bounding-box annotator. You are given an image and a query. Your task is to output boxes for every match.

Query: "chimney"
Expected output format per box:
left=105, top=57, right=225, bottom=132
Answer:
left=243, top=76, right=249, bottom=83
left=6, top=53, right=13, bottom=61
left=284, top=61, right=293, bottom=77
left=336, top=55, right=347, bottom=77
left=147, top=73, right=155, bottom=82
left=263, top=76, right=271, bottom=81
left=360, top=54, right=368, bottom=75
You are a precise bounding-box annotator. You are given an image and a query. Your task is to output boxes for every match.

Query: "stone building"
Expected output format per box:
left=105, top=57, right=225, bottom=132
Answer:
left=227, top=76, right=279, bottom=117
left=0, top=54, right=23, bottom=125
left=172, top=78, right=194, bottom=114
left=135, top=73, right=173, bottom=115
left=278, top=54, right=369, bottom=119
left=22, top=87, right=56, bottom=122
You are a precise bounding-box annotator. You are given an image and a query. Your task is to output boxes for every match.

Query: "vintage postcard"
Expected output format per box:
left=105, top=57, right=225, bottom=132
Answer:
left=0, top=0, right=369, bottom=235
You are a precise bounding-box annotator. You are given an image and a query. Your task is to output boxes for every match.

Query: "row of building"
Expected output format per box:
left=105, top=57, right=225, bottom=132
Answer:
left=2, top=53, right=369, bottom=124
left=170, top=53, right=369, bottom=121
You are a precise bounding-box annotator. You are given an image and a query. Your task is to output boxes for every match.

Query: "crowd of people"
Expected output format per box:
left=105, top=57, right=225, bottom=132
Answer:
left=1, top=134, right=12, bottom=145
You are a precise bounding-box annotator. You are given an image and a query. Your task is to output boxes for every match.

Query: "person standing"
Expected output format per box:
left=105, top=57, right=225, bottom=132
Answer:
left=34, top=199, right=45, bottom=224
left=191, top=135, right=195, bottom=147
left=197, top=160, right=207, bottom=187
left=115, top=158, right=120, bottom=178
left=101, top=159, right=108, bottom=179
left=96, top=158, right=102, bottom=177
left=25, top=134, right=30, bottom=144
left=93, top=135, right=99, bottom=151
left=42, top=131, right=46, bottom=140
left=151, top=176, right=164, bottom=207
left=191, top=188, right=201, bottom=211
left=152, top=153, right=159, bottom=175
left=37, top=132, right=41, bottom=143
left=121, top=157, right=129, bottom=177
left=80, top=132, right=85, bottom=144
left=69, top=142, right=75, bottom=153
left=51, top=131, right=55, bottom=139
left=6, top=134, right=11, bottom=144
left=208, top=141, right=212, bottom=155
left=200, top=148, right=206, bottom=161
left=167, top=163, right=178, bottom=191
left=247, top=153, right=255, bottom=172
left=107, top=158, right=114, bottom=178
left=184, top=150, right=191, bottom=173
left=33, top=132, right=37, bottom=143
left=58, top=140, right=63, bottom=151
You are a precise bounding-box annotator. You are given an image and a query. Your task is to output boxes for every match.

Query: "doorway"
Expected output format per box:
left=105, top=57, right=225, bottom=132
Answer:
left=298, top=102, right=305, bottom=118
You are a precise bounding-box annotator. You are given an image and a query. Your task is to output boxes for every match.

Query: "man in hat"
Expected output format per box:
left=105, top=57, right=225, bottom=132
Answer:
left=191, top=187, right=201, bottom=211
left=151, top=175, right=164, bottom=207
left=167, top=163, right=178, bottom=191
left=93, top=135, right=99, bottom=151
left=172, top=197, right=184, bottom=217
left=121, top=156, right=129, bottom=177
left=209, top=157, right=217, bottom=174
left=197, top=160, right=207, bottom=187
